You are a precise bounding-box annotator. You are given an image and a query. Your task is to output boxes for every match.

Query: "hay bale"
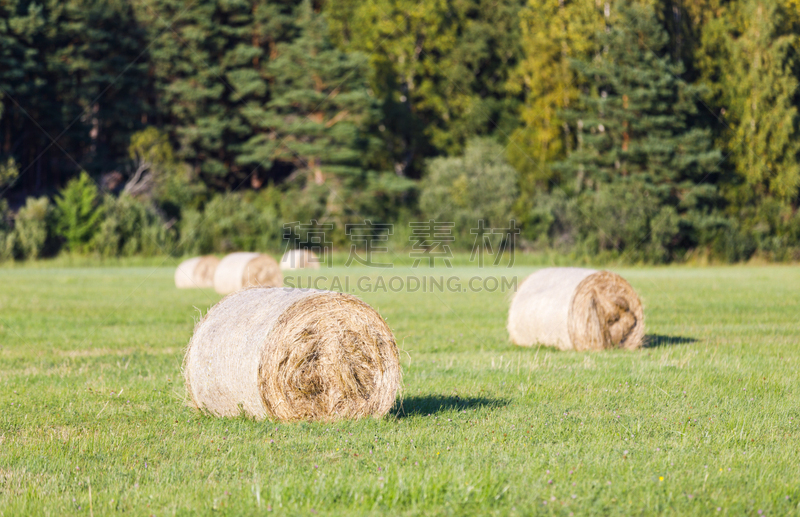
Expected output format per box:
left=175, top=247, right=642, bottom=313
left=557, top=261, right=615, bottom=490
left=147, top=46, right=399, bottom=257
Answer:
left=183, top=288, right=401, bottom=421
left=280, top=249, right=321, bottom=270
left=213, top=252, right=283, bottom=294
left=175, top=255, right=220, bottom=288
left=508, top=268, right=645, bottom=351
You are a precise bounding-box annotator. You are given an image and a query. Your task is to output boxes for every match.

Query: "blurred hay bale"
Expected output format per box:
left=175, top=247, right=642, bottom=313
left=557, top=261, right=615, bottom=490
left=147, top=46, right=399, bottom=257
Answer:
left=174, top=255, right=220, bottom=288
left=183, top=288, right=401, bottom=421
left=508, top=268, right=644, bottom=351
left=213, top=252, right=282, bottom=294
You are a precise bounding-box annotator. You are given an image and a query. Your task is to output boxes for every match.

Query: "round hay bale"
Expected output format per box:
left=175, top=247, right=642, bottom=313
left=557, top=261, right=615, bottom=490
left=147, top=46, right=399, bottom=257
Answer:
left=280, top=249, right=321, bottom=270
left=175, top=255, right=220, bottom=288
left=213, top=252, right=283, bottom=294
left=183, top=288, right=401, bottom=421
left=508, top=268, right=645, bottom=351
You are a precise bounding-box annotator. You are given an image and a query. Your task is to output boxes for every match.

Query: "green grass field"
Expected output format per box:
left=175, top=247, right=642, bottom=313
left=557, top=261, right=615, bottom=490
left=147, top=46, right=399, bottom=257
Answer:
left=1, top=264, right=799, bottom=515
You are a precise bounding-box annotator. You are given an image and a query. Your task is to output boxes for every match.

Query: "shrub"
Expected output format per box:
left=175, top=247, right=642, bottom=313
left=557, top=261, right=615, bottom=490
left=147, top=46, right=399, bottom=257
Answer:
left=93, top=193, right=175, bottom=257
left=179, top=193, right=281, bottom=255
left=419, top=138, right=518, bottom=247
left=125, top=127, right=206, bottom=217
left=55, top=172, right=103, bottom=252
left=522, top=182, right=689, bottom=263
left=0, top=200, right=15, bottom=262
left=519, top=189, right=582, bottom=252
left=0, top=158, right=19, bottom=190
left=14, top=196, right=53, bottom=259
left=349, top=172, right=417, bottom=228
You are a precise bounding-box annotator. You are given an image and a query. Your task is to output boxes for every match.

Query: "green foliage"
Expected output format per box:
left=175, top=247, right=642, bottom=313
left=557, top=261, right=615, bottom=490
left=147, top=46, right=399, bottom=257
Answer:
left=179, top=192, right=281, bottom=255
left=699, top=0, right=800, bottom=202
left=1, top=0, right=799, bottom=263
left=704, top=197, right=800, bottom=262
left=420, top=138, right=518, bottom=246
left=125, top=127, right=206, bottom=215
left=137, top=0, right=294, bottom=186
left=54, top=172, right=103, bottom=252
left=93, top=193, right=175, bottom=257
left=508, top=0, right=605, bottom=193
left=349, top=172, right=417, bottom=229
left=549, top=2, right=721, bottom=261
left=14, top=196, right=52, bottom=259
left=0, top=0, right=150, bottom=186
left=0, top=158, right=19, bottom=190
left=325, top=0, right=525, bottom=174
left=238, top=1, right=377, bottom=184
left=128, top=126, right=175, bottom=168
left=0, top=199, right=14, bottom=262
left=521, top=184, right=686, bottom=263
left=152, top=161, right=208, bottom=221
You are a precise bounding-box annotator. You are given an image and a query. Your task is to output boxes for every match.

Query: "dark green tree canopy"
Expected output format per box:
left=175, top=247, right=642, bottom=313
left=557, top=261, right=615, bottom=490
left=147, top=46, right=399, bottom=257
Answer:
left=555, top=2, right=721, bottom=206
left=237, top=1, right=377, bottom=185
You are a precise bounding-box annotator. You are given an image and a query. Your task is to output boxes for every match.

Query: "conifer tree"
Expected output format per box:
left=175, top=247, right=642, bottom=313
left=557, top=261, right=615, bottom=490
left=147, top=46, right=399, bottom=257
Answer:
left=55, top=171, right=103, bottom=251
left=0, top=0, right=44, bottom=184
left=1, top=0, right=150, bottom=190
left=139, top=0, right=295, bottom=188
left=237, top=1, right=376, bottom=186
left=553, top=2, right=721, bottom=255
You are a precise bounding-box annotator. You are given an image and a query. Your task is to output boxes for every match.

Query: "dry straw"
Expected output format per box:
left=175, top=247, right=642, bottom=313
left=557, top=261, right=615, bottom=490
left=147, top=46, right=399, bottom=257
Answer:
left=508, top=267, right=645, bottom=351
left=183, top=287, right=401, bottom=421
left=174, top=255, right=220, bottom=288
left=280, top=249, right=321, bottom=270
left=213, top=252, right=283, bottom=294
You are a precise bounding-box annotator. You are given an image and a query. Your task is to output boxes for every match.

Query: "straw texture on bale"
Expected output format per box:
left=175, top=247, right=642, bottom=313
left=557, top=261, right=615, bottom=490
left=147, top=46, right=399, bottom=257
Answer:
left=213, top=252, right=283, bottom=294
left=508, top=268, right=645, bottom=351
left=280, top=249, right=321, bottom=270
left=183, top=288, right=401, bottom=421
left=175, top=256, right=220, bottom=288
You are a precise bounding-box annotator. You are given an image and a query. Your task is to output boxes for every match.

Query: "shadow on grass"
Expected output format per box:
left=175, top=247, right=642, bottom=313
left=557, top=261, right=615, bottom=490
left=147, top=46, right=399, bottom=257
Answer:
left=644, top=334, right=698, bottom=348
left=396, top=395, right=507, bottom=418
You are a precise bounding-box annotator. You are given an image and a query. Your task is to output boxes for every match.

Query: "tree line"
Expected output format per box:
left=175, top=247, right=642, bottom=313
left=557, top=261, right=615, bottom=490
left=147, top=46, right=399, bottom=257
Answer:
left=1, top=0, right=799, bottom=262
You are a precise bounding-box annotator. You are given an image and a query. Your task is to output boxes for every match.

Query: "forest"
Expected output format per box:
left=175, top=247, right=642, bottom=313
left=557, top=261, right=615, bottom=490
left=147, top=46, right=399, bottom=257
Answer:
left=1, top=0, right=799, bottom=263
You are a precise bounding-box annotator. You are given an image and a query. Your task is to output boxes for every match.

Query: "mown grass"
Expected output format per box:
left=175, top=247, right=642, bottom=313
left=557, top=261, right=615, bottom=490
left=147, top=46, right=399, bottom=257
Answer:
left=1, top=264, right=799, bottom=516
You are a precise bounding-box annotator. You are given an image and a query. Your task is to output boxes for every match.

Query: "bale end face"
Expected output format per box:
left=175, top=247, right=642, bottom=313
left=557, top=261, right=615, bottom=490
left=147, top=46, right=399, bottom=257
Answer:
left=243, top=255, right=283, bottom=289
left=569, top=271, right=645, bottom=351
left=259, top=293, right=400, bottom=421
left=213, top=252, right=283, bottom=294
left=175, top=255, right=220, bottom=288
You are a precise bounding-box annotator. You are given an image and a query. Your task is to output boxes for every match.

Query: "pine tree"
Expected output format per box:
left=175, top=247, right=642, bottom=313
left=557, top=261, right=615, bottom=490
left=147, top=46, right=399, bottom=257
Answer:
left=54, top=171, right=104, bottom=252
left=139, top=0, right=296, bottom=188
left=1, top=0, right=151, bottom=192
left=48, top=0, right=152, bottom=176
left=237, top=1, right=376, bottom=186
left=0, top=0, right=44, bottom=171
left=553, top=2, right=721, bottom=256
